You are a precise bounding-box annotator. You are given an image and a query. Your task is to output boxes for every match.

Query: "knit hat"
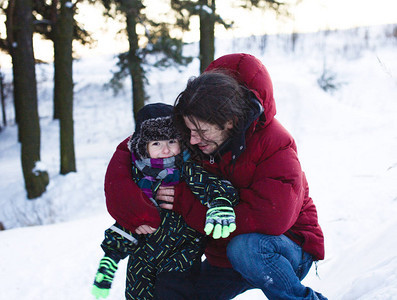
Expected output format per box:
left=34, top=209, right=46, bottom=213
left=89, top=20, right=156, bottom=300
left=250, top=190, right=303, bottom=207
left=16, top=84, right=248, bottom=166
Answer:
left=128, top=103, right=181, bottom=159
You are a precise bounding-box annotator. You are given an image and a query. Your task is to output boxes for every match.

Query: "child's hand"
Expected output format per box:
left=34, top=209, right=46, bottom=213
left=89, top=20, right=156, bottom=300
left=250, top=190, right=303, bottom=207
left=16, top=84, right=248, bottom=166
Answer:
left=204, top=197, right=236, bottom=239
left=92, top=256, right=118, bottom=299
left=135, top=225, right=157, bottom=234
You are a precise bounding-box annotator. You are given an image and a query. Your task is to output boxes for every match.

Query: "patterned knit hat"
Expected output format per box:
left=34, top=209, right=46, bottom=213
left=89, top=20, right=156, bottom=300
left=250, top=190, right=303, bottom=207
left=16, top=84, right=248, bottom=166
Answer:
left=128, top=103, right=181, bottom=159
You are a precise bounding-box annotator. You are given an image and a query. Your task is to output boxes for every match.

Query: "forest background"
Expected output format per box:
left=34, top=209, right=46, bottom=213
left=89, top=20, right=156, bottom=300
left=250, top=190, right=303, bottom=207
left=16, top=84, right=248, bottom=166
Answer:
left=1, top=0, right=397, bottom=299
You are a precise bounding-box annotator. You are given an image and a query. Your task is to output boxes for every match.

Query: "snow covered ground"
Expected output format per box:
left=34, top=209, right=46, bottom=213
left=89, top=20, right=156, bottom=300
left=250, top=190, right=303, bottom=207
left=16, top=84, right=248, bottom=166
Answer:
left=1, top=24, right=397, bottom=299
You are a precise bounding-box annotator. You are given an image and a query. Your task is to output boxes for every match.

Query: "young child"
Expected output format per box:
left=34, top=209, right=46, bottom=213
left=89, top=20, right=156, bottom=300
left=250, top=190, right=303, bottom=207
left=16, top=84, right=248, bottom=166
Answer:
left=92, top=103, right=239, bottom=299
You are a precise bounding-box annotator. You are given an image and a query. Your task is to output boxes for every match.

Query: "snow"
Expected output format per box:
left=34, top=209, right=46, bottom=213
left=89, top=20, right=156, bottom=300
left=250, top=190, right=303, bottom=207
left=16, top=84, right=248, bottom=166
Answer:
left=33, top=161, right=48, bottom=174
left=1, top=24, right=397, bottom=299
left=196, top=4, right=213, bottom=15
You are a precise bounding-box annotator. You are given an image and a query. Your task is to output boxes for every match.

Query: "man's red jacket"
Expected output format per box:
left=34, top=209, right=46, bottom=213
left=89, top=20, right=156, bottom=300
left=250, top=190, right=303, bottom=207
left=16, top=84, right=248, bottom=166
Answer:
left=105, top=53, right=325, bottom=268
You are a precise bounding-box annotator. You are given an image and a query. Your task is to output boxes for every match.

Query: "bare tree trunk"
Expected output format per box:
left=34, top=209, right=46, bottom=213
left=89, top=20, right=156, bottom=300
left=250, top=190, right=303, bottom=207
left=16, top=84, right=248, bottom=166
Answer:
left=0, top=71, right=6, bottom=127
left=122, top=0, right=145, bottom=122
left=199, top=0, right=215, bottom=73
left=51, top=0, right=61, bottom=120
left=6, top=0, right=20, bottom=137
left=9, top=0, right=49, bottom=199
left=54, top=0, right=76, bottom=174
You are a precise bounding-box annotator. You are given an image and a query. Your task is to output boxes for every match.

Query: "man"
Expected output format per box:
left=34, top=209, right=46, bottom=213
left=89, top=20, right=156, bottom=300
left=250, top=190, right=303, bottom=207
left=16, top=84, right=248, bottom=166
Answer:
left=105, top=53, right=326, bottom=299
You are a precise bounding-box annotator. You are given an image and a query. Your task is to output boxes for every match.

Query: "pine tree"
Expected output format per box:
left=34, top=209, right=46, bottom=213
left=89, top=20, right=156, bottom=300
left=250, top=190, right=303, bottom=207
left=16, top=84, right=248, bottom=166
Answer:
left=171, top=0, right=289, bottom=73
left=31, top=0, right=94, bottom=121
left=101, top=0, right=192, bottom=122
left=31, top=0, right=95, bottom=174
left=171, top=0, right=231, bottom=73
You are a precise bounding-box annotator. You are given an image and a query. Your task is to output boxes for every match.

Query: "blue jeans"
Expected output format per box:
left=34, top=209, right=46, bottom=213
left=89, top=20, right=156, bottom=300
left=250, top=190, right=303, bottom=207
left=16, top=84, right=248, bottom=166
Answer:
left=196, top=233, right=327, bottom=300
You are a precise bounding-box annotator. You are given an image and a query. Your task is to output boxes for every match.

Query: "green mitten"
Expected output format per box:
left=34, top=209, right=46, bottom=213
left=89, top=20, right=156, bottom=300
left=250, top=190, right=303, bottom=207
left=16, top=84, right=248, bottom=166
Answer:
left=92, top=256, right=118, bottom=299
left=204, top=197, right=236, bottom=239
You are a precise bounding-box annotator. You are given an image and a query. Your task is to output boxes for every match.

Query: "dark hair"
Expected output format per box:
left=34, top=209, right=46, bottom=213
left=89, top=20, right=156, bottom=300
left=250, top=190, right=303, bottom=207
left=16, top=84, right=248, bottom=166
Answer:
left=174, top=69, right=252, bottom=160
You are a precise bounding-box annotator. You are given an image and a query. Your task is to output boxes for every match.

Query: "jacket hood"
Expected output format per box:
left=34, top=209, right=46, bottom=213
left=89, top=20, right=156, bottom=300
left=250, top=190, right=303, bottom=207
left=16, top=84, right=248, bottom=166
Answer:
left=205, top=53, right=276, bottom=127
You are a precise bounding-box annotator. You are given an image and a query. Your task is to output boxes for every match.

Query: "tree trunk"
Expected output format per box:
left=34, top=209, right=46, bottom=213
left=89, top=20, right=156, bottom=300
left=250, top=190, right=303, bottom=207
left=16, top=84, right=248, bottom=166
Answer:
left=123, top=0, right=145, bottom=122
left=52, top=58, right=61, bottom=120
left=199, top=0, right=215, bottom=73
left=54, top=0, right=76, bottom=174
left=9, top=0, right=49, bottom=199
left=0, top=71, right=6, bottom=127
left=6, top=0, right=20, bottom=138
left=52, top=0, right=61, bottom=120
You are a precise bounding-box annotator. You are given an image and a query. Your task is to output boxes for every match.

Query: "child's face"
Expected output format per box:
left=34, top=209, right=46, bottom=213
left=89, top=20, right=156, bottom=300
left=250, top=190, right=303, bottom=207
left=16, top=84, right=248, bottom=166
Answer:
left=147, top=139, right=181, bottom=159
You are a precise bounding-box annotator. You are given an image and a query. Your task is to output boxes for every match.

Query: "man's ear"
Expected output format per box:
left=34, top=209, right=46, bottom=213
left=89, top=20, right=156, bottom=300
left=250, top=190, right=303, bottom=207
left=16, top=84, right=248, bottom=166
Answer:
left=225, top=119, right=234, bottom=130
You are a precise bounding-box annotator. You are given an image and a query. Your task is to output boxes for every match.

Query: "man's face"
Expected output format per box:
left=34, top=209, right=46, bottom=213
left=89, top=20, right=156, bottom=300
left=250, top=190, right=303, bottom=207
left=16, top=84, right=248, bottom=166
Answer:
left=183, top=116, right=233, bottom=155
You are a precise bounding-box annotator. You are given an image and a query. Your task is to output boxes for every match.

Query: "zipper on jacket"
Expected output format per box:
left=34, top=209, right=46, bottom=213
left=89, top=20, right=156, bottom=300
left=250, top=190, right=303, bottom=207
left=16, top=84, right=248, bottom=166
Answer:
left=209, top=155, right=215, bottom=164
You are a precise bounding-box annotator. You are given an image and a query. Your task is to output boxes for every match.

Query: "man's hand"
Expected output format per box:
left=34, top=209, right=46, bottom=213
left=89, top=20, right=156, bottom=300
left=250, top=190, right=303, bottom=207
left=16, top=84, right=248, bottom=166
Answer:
left=135, top=225, right=157, bottom=235
left=156, top=186, right=175, bottom=209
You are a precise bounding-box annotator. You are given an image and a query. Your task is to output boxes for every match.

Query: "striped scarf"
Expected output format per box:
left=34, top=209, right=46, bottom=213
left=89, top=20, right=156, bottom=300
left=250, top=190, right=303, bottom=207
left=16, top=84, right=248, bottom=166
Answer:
left=131, top=151, right=189, bottom=201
